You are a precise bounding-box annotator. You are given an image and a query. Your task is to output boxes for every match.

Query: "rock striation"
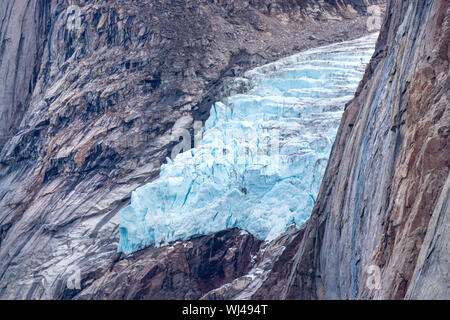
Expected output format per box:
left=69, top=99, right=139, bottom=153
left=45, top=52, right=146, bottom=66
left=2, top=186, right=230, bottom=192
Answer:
left=0, top=0, right=384, bottom=299
left=4, top=0, right=447, bottom=301
left=244, top=0, right=449, bottom=300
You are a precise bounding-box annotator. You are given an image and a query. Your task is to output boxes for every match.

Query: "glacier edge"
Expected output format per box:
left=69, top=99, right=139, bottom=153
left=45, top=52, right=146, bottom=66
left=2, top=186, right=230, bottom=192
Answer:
left=118, top=33, right=379, bottom=254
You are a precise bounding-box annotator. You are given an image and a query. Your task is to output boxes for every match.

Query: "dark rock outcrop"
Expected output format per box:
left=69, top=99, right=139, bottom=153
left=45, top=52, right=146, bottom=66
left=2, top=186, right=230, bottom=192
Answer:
left=202, top=225, right=305, bottom=300
left=0, top=0, right=384, bottom=299
left=72, top=228, right=261, bottom=300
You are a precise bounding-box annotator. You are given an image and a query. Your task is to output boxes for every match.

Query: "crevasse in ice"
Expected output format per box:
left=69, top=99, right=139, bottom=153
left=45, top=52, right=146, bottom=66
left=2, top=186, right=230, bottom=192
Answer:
left=118, top=33, right=378, bottom=254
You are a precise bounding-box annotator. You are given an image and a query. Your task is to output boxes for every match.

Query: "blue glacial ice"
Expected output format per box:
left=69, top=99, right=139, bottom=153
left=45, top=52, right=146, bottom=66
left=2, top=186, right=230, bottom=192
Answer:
left=118, top=33, right=379, bottom=254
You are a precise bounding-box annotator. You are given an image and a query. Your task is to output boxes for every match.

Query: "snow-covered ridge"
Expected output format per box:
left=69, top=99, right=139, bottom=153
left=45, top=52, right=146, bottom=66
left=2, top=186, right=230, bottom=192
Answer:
left=118, top=33, right=379, bottom=254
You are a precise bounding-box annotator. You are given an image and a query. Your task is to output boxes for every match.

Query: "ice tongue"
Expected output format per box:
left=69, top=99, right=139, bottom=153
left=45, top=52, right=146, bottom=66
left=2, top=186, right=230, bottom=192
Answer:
left=118, top=33, right=378, bottom=254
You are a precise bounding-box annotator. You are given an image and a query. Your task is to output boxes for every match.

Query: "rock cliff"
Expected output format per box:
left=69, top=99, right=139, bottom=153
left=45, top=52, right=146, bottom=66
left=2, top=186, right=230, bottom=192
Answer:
left=248, top=0, right=449, bottom=300
left=0, top=0, right=385, bottom=299
left=6, top=0, right=448, bottom=302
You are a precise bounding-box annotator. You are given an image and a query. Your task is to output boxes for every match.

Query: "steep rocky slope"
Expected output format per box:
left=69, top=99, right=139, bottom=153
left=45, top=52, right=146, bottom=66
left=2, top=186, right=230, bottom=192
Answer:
left=242, top=0, right=448, bottom=300
left=0, top=0, right=384, bottom=299
left=68, top=228, right=262, bottom=300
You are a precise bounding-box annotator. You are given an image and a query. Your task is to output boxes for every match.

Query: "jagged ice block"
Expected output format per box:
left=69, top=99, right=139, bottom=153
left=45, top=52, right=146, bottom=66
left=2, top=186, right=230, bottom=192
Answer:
left=118, top=33, right=378, bottom=254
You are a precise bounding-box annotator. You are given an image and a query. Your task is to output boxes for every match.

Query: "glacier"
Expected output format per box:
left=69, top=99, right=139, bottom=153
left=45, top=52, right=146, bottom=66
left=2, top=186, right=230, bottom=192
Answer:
left=118, top=33, right=379, bottom=254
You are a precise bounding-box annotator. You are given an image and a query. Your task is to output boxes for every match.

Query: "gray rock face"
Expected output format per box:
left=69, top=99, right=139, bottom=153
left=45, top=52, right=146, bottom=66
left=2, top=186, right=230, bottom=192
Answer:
left=0, top=0, right=384, bottom=299
left=0, top=0, right=49, bottom=149
left=255, top=0, right=448, bottom=300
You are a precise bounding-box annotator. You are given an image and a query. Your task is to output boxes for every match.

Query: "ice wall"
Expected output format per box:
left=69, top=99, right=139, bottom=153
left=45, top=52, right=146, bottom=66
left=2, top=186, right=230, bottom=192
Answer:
left=118, top=34, right=378, bottom=254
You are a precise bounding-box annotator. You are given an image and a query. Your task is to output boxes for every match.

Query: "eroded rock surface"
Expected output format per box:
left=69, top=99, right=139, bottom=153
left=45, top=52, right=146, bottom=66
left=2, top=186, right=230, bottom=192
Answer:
left=264, top=0, right=449, bottom=300
left=201, top=225, right=305, bottom=300
left=0, top=0, right=384, bottom=299
left=73, top=228, right=262, bottom=300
